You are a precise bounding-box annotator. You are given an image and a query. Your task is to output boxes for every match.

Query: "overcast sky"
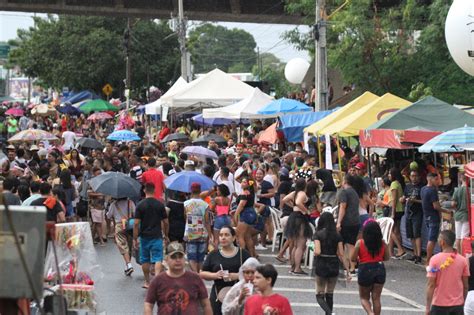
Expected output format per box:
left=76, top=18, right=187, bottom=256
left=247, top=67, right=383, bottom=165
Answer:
left=0, top=11, right=310, bottom=63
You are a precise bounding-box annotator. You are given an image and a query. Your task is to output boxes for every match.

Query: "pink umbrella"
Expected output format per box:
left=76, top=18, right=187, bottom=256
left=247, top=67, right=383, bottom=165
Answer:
left=87, top=112, right=113, bottom=121
left=5, top=108, right=24, bottom=117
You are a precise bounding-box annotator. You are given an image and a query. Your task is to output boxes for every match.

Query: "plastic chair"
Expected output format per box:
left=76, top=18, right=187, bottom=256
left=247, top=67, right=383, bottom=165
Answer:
left=269, top=207, right=284, bottom=252
left=376, top=217, right=394, bottom=244
left=304, top=223, right=316, bottom=268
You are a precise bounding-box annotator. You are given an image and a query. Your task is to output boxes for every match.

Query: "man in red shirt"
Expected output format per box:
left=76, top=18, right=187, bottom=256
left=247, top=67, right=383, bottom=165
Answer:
left=141, top=158, right=165, bottom=201
left=244, top=264, right=293, bottom=315
left=426, top=230, right=469, bottom=315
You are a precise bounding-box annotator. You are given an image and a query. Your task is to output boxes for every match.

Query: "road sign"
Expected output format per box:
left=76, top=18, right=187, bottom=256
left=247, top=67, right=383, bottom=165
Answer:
left=0, top=44, right=10, bottom=59
left=102, top=84, right=113, bottom=96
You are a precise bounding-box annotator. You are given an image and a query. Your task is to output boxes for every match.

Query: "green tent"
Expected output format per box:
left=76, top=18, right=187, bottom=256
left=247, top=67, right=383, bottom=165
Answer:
left=367, top=96, right=474, bottom=131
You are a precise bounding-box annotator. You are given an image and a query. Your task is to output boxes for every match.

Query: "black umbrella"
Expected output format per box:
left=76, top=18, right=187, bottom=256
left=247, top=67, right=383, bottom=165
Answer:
left=192, top=133, right=226, bottom=146
left=77, top=137, right=104, bottom=150
left=89, top=172, right=141, bottom=199
left=162, top=133, right=189, bottom=143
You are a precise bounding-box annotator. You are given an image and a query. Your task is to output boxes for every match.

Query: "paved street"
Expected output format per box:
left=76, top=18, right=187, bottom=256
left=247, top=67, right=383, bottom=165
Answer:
left=95, top=242, right=427, bottom=314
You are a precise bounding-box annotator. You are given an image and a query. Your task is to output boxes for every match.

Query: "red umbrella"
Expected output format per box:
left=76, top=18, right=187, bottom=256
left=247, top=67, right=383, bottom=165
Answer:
left=87, top=112, right=113, bottom=121
left=5, top=108, right=24, bottom=117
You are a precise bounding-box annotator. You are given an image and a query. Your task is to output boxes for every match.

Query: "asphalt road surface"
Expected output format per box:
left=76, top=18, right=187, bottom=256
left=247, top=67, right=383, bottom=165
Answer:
left=94, top=242, right=427, bottom=314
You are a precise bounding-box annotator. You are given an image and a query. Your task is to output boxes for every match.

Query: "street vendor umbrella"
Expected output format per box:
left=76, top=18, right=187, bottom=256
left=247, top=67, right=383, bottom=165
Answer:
left=164, top=171, right=216, bottom=193
left=192, top=133, right=226, bottom=146
left=5, top=108, right=24, bottom=117
left=257, top=98, right=312, bottom=116
left=418, top=126, right=474, bottom=153
left=162, top=133, right=189, bottom=143
left=107, top=130, right=140, bottom=142
left=57, top=104, right=82, bottom=116
left=87, top=112, right=113, bottom=121
left=77, top=137, right=104, bottom=149
left=8, top=129, right=59, bottom=142
left=182, top=146, right=218, bottom=159
left=89, top=171, right=141, bottom=198
left=79, top=99, right=119, bottom=114
left=31, top=104, right=56, bottom=116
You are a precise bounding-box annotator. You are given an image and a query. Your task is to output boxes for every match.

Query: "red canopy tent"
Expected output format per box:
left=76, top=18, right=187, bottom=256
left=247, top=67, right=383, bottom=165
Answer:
left=359, top=129, right=441, bottom=148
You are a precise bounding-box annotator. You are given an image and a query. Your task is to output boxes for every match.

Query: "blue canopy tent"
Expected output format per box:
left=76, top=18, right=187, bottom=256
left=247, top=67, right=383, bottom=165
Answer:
left=63, top=91, right=99, bottom=105
left=257, top=98, right=312, bottom=116
left=278, top=109, right=338, bottom=142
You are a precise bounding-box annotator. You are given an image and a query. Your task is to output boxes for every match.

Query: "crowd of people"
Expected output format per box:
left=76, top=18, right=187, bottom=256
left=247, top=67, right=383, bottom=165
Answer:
left=1, top=107, right=474, bottom=315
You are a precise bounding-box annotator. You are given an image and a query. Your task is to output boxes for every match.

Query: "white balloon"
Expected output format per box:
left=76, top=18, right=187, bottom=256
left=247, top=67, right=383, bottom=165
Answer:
left=445, top=0, right=474, bottom=76
left=284, top=58, right=310, bottom=84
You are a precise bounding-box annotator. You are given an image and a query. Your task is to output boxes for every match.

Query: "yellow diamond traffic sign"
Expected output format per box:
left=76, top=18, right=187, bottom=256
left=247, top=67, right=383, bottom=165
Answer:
left=102, top=84, right=113, bottom=96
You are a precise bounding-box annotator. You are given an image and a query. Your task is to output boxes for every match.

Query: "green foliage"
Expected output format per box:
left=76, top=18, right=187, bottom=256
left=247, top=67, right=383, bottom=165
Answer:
left=188, top=23, right=257, bottom=73
left=252, top=53, right=297, bottom=98
left=408, top=82, right=433, bottom=101
left=283, top=0, right=474, bottom=105
left=7, top=16, right=179, bottom=98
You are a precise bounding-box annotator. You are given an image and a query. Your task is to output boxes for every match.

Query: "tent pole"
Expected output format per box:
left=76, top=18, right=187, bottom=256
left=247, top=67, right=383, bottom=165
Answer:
left=336, top=135, right=342, bottom=172
left=317, top=133, right=323, bottom=167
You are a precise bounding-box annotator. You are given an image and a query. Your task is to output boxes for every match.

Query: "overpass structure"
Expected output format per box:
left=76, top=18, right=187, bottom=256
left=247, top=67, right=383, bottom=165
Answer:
left=0, top=0, right=304, bottom=24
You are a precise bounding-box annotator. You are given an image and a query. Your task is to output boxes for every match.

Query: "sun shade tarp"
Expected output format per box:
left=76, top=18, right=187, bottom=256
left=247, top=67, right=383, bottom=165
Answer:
left=279, top=109, right=337, bottom=142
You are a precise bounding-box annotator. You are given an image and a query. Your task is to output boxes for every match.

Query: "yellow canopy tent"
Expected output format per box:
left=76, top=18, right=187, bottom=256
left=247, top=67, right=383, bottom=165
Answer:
left=319, top=93, right=412, bottom=137
left=304, top=91, right=379, bottom=135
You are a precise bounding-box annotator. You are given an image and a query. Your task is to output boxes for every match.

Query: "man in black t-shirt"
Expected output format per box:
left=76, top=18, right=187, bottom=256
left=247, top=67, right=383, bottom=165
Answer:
left=133, top=183, right=169, bottom=289
left=401, top=170, right=423, bottom=264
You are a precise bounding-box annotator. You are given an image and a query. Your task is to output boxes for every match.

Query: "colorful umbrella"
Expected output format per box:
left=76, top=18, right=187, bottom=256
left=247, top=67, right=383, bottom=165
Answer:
left=257, top=98, right=312, bottom=116
left=5, top=108, right=24, bottom=117
left=164, top=171, right=216, bottom=193
left=87, top=112, right=113, bottom=121
left=8, top=129, right=59, bottom=142
left=79, top=99, right=119, bottom=114
left=418, top=125, right=474, bottom=153
left=106, top=130, right=140, bottom=142
left=181, top=146, right=218, bottom=159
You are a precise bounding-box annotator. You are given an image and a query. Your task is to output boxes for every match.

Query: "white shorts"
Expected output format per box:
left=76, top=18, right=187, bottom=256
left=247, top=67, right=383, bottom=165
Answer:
left=455, top=220, right=470, bottom=239
left=465, top=291, right=474, bottom=315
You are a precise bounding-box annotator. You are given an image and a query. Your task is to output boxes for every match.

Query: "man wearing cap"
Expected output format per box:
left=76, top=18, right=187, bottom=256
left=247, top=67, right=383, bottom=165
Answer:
left=144, top=242, right=212, bottom=315
left=184, top=182, right=212, bottom=272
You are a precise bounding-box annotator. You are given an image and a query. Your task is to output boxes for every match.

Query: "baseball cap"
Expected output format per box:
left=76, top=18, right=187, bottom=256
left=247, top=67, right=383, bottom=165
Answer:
left=29, top=145, right=39, bottom=151
left=226, top=148, right=236, bottom=156
left=355, top=162, right=366, bottom=170
left=6, top=144, right=15, bottom=150
left=166, top=242, right=185, bottom=256
left=184, top=160, right=195, bottom=166
left=279, top=167, right=289, bottom=178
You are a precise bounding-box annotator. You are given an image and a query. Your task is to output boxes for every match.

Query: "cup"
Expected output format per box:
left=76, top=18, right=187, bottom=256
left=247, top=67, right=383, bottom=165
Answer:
left=243, top=282, right=253, bottom=294
left=223, top=270, right=230, bottom=282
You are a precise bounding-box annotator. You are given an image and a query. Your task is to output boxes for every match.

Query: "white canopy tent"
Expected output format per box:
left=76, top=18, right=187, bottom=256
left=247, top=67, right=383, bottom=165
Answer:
left=202, top=87, right=274, bottom=119
left=145, top=77, right=188, bottom=115
left=160, top=68, right=255, bottom=108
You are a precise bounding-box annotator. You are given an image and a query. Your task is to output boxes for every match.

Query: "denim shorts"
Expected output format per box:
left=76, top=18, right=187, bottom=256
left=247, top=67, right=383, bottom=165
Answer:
left=426, top=219, right=440, bottom=242
left=214, top=215, right=231, bottom=231
left=186, top=241, right=207, bottom=263
left=253, top=215, right=265, bottom=232
left=358, top=262, right=386, bottom=287
left=240, top=207, right=257, bottom=225
left=139, top=237, right=163, bottom=264
left=260, top=206, right=271, bottom=218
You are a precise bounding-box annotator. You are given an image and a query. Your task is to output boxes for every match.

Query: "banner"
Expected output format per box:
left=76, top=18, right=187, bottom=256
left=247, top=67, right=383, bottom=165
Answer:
left=325, top=134, right=333, bottom=170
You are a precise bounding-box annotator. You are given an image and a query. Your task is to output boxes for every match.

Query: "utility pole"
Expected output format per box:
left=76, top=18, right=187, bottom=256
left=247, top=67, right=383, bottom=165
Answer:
left=315, top=0, right=328, bottom=111
left=178, top=0, right=188, bottom=82
left=124, top=18, right=131, bottom=111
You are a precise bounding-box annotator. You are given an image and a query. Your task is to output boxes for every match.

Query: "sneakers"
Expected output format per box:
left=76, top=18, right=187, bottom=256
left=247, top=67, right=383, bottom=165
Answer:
left=125, top=263, right=134, bottom=276
left=414, top=256, right=423, bottom=265
left=255, top=244, right=267, bottom=251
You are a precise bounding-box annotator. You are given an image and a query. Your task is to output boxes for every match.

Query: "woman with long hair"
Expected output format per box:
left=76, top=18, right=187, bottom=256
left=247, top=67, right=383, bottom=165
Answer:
left=234, top=177, right=257, bottom=257
left=66, top=148, right=83, bottom=178
left=211, top=184, right=232, bottom=248
left=200, top=226, right=251, bottom=315
left=388, top=167, right=406, bottom=258
left=351, top=221, right=390, bottom=315
left=282, top=178, right=313, bottom=275
left=57, top=169, right=77, bottom=219
left=349, top=175, right=374, bottom=232
left=313, top=212, right=351, bottom=315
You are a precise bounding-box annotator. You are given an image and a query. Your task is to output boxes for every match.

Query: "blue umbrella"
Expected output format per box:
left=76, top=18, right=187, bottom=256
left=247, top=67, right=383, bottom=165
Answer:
left=107, top=130, right=141, bottom=142
left=418, top=125, right=474, bottom=153
left=191, top=114, right=249, bottom=126
left=164, top=171, right=216, bottom=193
left=57, top=104, right=82, bottom=116
left=257, top=98, right=312, bottom=116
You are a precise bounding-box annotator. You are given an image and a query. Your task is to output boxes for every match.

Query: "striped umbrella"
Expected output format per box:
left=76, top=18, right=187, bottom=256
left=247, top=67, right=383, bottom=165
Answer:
left=8, top=129, right=59, bottom=142
left=418, top=125, right=474, bottom=153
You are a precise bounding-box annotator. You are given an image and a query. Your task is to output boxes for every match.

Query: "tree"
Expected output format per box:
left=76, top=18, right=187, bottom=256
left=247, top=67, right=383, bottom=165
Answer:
left=7, top=16, right=179, bottom=99
left=252, top=53, right=297, bottom=98
left=283, top=0, right=474, bottom=105
left=188, top=23, right=257, bottom=73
